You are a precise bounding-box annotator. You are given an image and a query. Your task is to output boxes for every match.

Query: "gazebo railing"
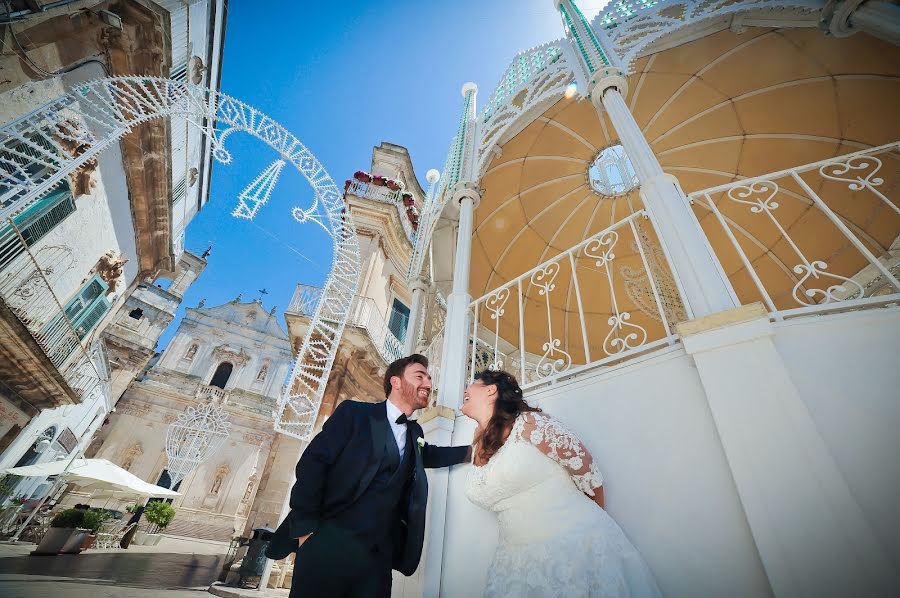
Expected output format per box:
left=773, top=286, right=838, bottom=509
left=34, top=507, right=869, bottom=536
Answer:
left=688, top=142, right=900, bottom=320
left=468, top=210, right=684, bottom=390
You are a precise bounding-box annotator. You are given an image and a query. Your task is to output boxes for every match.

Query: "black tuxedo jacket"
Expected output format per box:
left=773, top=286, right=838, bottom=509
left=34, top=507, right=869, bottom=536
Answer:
left=267, top=399, right=469, bottom=575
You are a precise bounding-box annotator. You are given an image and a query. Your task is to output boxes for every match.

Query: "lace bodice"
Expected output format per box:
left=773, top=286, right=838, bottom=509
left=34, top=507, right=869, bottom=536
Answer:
left=464, top=412, right=663, bottom=597
left=466, top=412, right=603, bottom=516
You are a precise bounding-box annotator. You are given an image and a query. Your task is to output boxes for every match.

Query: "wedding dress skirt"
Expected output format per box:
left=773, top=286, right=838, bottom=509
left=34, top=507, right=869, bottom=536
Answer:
left=465, top=413, right=663, bottom=598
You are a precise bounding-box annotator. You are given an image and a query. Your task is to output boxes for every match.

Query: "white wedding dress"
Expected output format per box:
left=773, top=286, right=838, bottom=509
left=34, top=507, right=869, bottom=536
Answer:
left=465, top=412, right=663, bottom=598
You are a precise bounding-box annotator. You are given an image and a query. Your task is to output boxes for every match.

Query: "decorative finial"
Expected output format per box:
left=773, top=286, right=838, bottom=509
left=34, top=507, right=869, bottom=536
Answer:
left=232, top=293, right=242, bottom=304
left=269, top=306, right=277, bottom=316
left=426, top=169, right=440, bottom=185
left=461, top=82, right=478, bottom=97
left=197, top=298, right=206, bottom=308
left=201, top=245, right=212, bottom=259
left=258, top=288, right=269, bottom=302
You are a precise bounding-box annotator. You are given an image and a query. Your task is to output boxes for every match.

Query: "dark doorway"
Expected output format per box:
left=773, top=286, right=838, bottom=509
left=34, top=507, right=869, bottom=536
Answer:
left=209, top=362, right=233, bottom=389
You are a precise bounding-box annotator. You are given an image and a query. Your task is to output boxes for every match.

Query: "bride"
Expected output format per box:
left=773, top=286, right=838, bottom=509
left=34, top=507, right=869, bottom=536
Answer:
left=462, top=369, right=663, bottom=598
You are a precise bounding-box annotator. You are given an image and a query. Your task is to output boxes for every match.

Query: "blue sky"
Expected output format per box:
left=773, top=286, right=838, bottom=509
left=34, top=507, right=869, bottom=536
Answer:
left=159, top=0, right=609, bottom=350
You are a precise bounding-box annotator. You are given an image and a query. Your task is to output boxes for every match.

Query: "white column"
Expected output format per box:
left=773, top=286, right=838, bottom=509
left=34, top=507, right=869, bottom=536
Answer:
left=405, top=278, right=428, bottom=355
left=590, top=70, right=737, bottom=318
left=851, top=1, right=900, bottom=44
left=418, top=184, right=479, bottom=598
left=678, top=303, right=900, bottom=597
left=824, top=0, right=900, bottom=46
left=438, top=185, right=478, bottom=411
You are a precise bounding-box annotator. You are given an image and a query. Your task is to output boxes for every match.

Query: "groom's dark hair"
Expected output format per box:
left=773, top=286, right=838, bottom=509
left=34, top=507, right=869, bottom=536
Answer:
left=384, top=354, right=429, bottom=399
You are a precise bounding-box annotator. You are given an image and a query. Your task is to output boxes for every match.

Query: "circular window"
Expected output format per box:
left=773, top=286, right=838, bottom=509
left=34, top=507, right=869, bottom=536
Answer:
left=589, top=145, right=639, bottom=197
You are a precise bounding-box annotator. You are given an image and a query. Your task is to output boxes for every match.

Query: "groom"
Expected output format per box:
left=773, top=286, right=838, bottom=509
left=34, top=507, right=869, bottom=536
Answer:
left=267, top=353, right=470, bottom=597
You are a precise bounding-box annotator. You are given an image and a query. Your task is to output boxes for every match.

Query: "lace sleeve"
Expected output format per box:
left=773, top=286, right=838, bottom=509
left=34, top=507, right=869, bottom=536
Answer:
left=516, top=412, right=603, bottom=496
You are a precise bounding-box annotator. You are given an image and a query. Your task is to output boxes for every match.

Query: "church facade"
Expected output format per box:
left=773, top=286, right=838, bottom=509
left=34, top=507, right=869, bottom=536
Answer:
left=84, top=299, right=292, bottom=541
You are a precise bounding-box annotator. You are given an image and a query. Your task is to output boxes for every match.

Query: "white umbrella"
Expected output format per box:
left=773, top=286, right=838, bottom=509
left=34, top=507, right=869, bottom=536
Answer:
left=5, top=458, right=180, bottom=499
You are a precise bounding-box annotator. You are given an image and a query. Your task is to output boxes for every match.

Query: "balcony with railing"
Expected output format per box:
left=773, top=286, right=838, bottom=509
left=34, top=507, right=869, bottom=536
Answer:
left=344, top=179, right=417, bottom=241
left=0, top=211, right=107, bottom=405
left=196, top=383, right=229, bottom=403
left=286, top=284, right=405, bottom=365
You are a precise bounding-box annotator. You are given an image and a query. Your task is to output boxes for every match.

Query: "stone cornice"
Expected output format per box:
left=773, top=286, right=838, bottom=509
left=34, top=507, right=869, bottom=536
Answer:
left=100, top=1, right=174, bottom=278
left=348, top=199, right=412, bottom=275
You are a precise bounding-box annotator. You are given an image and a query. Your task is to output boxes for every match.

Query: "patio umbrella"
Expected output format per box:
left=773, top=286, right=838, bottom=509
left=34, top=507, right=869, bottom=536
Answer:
left=5, top=458, right=180, bottom=499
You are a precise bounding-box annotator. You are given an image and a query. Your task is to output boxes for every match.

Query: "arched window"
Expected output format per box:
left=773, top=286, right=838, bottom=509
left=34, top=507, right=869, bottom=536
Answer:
left=209, top=362, right=233, bottom=389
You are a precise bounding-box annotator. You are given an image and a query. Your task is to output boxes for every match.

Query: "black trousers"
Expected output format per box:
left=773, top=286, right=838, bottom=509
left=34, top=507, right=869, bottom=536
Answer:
left=289, top=522, right=392, bottom=598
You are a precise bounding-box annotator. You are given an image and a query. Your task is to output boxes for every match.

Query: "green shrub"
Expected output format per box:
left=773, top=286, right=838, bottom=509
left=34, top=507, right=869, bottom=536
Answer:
left=81, top=509, right=107, bottom=533
left=144, top=501, right=176, bottom=529
left=51, top=508, right=85, bottom=529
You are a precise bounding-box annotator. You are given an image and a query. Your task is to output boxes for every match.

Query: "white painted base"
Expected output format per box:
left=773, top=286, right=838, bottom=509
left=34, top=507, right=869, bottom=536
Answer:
left=433, top=307, right=900, bottom=598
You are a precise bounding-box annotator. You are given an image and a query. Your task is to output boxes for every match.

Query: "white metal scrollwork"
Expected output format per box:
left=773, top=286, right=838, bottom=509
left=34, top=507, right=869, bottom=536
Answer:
left=0, top=77, right=360, bottom=442
left=583, top=230, right=648, bottom=355
left=531, top=262, right=572, bottom=378
left=484, top=287, right=510, bottom=371
left=819, top=155, right=899, bottom=216
left=727, top=181, right=864, bottom=305
left=165, top=400, right=231, bottom=487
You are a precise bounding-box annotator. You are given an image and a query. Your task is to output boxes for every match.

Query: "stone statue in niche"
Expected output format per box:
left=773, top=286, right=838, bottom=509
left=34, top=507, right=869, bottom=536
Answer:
left=188, top=167, right=199, bottom=187
left=241, top=475, right=258, bottom=503
left=189, top=55, right=206, bottom=84
left=256, top=363, right=268, bottom=382
left=121, top=443, right=143, bottom=472
left=94, top=250, right=128, bottom=296
left=210, top=464, right=229, bottom=494
left=185, top=343, right=198, bottom=360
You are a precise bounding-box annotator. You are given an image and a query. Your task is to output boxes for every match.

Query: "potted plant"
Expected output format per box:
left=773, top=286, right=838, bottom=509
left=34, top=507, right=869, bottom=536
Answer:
left=401, top=192, right=415, bottom=207
left=76, top=509, right=107, bottom=551
left=143, top=501, right=176, bottom=546
left=32, top=508, right=87, bottom=555
left=371, top=174, right=386, bottom=187
left=353, top=170, right=370, bottom=183
left=385, top=178, right=402, bottom=191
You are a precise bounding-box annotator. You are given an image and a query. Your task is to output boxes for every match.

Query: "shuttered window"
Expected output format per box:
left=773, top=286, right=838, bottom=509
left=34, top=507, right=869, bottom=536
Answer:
left=0, top=182, right=76, bottom=271
left=64, top=275, right=112, bottom=339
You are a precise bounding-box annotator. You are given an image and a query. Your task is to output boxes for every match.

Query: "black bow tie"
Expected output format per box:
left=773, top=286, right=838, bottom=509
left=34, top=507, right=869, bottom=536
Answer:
left=395, top=413, right=409, bottom=425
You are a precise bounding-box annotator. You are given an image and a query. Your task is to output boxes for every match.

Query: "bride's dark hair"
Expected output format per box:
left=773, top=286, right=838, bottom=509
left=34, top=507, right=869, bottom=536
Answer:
left=474, top=369, right=541, bottom=463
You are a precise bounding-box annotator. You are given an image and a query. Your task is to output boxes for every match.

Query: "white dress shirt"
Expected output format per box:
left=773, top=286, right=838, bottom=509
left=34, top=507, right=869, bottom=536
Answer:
left=385, top=399, right=408, bottom=458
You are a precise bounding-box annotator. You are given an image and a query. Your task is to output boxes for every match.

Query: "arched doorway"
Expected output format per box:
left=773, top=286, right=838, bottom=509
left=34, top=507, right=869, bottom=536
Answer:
left=209, top=362, right=233, bottom=389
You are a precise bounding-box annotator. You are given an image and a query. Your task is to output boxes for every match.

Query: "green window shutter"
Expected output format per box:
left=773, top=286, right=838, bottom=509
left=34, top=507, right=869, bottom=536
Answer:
left=72, top=294, right=111, bottom=339
left=41, top=275, right=110, bottom=365
left=0, top=181, right=75, bottom=272
left=63, top=275, right=111, bottom=339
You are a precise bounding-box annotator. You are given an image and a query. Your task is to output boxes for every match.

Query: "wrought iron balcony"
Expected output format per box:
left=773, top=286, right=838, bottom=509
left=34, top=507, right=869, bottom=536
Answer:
left=0, top=216, right=107, bottom=403
left=344, top=180, right=416, bottom=241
